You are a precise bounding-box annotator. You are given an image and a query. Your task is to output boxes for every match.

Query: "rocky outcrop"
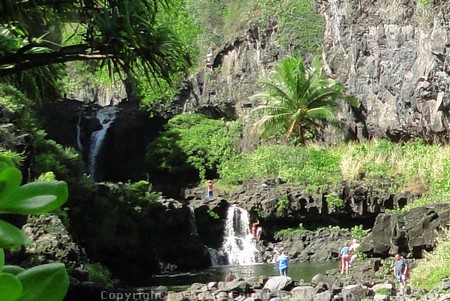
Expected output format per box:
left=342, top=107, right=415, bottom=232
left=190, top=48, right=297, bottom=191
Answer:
left=360, top=203, right=450, bottom=258
left=67, top=183, right=211, bottom=285
left=317, top=0, right=450, bottom=142
left=21, top=214, right=89, bottom=280
left=176, top=25, right=284, bottom=120
left=197, top=180, right=412, bottom=229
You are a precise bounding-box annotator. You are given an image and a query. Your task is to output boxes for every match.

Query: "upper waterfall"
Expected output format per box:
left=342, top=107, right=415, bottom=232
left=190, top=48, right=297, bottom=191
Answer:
left=87, top=106, right=118, bottom=180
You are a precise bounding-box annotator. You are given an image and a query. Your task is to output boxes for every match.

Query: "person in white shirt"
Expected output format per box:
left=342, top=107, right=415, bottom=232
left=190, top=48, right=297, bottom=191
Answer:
left=349, top=239, right=360, bottom=265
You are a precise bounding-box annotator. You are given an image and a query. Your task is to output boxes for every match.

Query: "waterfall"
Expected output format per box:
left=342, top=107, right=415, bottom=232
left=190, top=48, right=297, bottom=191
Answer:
left=222, top=205, right=260, bottom=265
left=188, top=206, right=199, bottom=237
left=87, top=106, right=118, bottom=180
left=76, top=109, right=83, bottom=152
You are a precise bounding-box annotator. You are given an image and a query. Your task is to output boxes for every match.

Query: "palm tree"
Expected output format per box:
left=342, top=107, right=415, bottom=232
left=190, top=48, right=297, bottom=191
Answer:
left=251, top=54, right=358, bottom=145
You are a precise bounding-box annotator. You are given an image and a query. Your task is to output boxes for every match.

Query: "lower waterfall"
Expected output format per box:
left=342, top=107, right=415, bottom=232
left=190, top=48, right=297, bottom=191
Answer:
left=222, top=205, right=261, bottom=265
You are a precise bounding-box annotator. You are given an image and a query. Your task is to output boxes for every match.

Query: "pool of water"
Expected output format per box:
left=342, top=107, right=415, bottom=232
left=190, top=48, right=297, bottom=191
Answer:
left=151, top=261, right=338, bottom=291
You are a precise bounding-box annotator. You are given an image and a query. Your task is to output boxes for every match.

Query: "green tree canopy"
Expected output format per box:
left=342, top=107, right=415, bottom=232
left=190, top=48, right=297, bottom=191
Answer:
left=252, top=54, right=359, bottom=145
left=0, top=0, right=189, bottom=83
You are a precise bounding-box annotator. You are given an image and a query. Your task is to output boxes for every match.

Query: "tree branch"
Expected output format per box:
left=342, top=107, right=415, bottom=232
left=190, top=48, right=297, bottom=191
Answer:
left=0, top=49, right=111, bottom=77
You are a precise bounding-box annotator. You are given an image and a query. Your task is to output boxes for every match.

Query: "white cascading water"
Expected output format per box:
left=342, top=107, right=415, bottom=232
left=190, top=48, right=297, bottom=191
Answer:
left=87, top=106, right=118, bottom=180
left=76, top=110, right=83, bottom=152
left=188, top=206, right=199, bottom=237
left=222, top=205, right=260, bottom=265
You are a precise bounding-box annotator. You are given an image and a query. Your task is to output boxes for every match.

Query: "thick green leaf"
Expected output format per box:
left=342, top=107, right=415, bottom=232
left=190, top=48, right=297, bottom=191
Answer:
left=16, top=263, right=69, bottom=301
left=2, top=265, right=25, bottom=275
left=0, top=181, right=68, bottom=215
left=0, top=166, right=22, bottom=204
left=0, top=248, right=3, bottom=269
left=0, top=157, right=14, bottom=169
left=0, top=272, right=23, bottom=301
left=0, top=220, right=31, bottom=248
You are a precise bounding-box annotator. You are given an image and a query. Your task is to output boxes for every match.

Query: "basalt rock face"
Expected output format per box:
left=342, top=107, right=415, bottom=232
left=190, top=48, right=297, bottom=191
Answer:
left=316, top=0, right=449, bottom=142
left=359, top=203, right=450, bottom=258
left=177, top=1, right=449, bottom=144
left=174, top=25, right=287, bottom=151
left=224, top=180, right=411, bottom=230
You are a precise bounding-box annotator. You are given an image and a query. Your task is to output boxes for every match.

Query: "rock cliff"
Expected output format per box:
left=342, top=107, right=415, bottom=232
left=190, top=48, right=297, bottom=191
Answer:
left=177, top=0, right=449, bottom=144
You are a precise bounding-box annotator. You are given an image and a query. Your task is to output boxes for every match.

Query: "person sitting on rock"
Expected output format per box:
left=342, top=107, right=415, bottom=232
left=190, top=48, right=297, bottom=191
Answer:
left=225, top=271, right=236, bottom=282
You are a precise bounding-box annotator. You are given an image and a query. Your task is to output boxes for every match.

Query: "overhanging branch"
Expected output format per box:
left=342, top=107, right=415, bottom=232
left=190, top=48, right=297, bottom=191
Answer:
left=0, top=43, right=113, bottom=76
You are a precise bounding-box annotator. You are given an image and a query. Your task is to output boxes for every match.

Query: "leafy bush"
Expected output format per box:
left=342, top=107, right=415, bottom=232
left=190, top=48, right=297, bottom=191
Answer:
left=274, top=223, right=306, bottom=240
left=326, top=193, right=345, bottom=209
left=85, top=262, right=115, bottom=284
left=351, top=225, right=367, bottom=241
left=0, top=155, right=69, bottom=300
left=34, top=130, right=84, bottom=183
left=276, top=195, right=289, bottom=214
left=146, top=113, right=240, bottom=180
left=117, top=180, right=161, bottom=204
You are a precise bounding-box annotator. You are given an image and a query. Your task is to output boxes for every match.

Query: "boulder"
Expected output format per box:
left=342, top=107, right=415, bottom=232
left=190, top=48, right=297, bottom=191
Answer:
left=360, top=204, right=450, bottom=257
left=263, top=276, right=294, bottom=291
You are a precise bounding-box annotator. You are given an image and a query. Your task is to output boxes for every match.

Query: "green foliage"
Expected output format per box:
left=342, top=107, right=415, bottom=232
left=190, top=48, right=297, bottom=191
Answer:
left=117, top=181, right=161, bottom=204
left=325, top=193, right=345, bottom=209
left=34, top=130, right=84, bottom=183
left=328, top=225, right=341, bottom=232
left=375, top=288, right=392, bottom=296
left=0, top=0, right=190, bottom=86
left=410, top=230, right=450, bottom=290
left=85, top=262, right=115, bottom=284
left=251, top=54, right=358, bottom=145
left=276, top=195, right=289, bottom=214
left=351, top=225, right=367, bottom=241
left=146, top=113, right=240, bottom=180
left=207, top=209, right=220, bottom=219
left=260, top=0, right=324, bottom=53
left=219, top=144, right=341, bottom=186
left=274, top=223, right=306, bottom=240
left=0, top=32, right=63, bottom=101
left=0, top=84, right=35, bottom=131
left=0, top=156, right=69, bottom=300
left=186, top=0, right=324, bottom=66
left=418, top=0, right=432, bottom=7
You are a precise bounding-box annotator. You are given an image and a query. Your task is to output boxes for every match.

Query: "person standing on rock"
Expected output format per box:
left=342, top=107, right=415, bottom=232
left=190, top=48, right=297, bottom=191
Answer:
left=251, top=219, right=260, bottom=239
left=393, top=254, right=408, bottom=286
left=205, top=179, right=214, bottom=198
left=340, top=241, right=351, bottom=274
left=349, top=239, right=360, bottom=266
left=276, top=250, right=289, bottom=276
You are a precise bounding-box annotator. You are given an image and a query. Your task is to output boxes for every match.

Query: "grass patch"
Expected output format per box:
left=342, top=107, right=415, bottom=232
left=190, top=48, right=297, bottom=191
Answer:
left=410, top=230, right=450, bottom=290
left=219, top=139, right=450, bottom=210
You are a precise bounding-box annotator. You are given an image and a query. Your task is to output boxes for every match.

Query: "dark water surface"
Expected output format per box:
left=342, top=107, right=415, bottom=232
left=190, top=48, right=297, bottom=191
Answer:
left=152, top=261, right=338, bottom=291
